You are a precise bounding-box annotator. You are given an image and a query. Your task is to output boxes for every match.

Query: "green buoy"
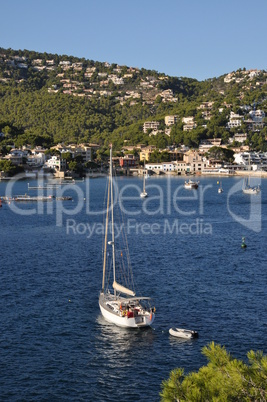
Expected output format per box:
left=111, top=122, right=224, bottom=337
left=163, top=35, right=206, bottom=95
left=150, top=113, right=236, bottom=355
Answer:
left=241, top=237, right=247, bottom=248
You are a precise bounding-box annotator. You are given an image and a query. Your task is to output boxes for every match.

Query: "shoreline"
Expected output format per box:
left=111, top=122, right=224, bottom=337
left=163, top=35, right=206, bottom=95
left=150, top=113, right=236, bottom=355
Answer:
left=1, top=170, right=267, bottom=181
left=221, top=171, right=267, bottom=177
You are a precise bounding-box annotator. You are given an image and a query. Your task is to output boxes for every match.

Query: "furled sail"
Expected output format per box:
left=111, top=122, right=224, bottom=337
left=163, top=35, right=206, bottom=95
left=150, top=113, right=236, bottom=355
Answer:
left=113, top=281, right=135, bottom=296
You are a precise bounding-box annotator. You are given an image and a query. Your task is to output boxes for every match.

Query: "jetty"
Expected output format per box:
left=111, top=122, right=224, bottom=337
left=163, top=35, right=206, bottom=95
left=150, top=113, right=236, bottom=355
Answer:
left=28, top=183, right=59, bottom=190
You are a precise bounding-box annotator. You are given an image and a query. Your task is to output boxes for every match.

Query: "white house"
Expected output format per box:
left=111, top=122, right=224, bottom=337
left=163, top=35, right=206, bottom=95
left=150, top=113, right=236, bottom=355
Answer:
left=5, top=149, right=28, bottom=165
left=182, top=116, right=197, bottom=131
left=182, top=116, right=195, bottom=124
left=144, top=163, right=163, bottom=173
left=234, top=133, right=247, bottom=143
left=143, top=121, right=160, bottom=133
left=74, top=145, right=92, bottom=163
left=44, top=156, right=62, bottom=170
left=249, top=109, right=265, bottom=122
left=161, top=162, right=176, bottom=172
left=26, top=153, right=46, bottom=167
left=227, top=111, right=244, bottom=128
left=145, top=161, right=189, bottom=174
left=165, top=115, right=178, bottom=126
left=233, top=152, right=266, bottom=169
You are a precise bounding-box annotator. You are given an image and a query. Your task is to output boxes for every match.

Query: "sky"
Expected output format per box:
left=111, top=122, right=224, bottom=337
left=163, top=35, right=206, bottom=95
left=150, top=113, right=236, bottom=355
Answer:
left=1, top=0, right=266, bottom=81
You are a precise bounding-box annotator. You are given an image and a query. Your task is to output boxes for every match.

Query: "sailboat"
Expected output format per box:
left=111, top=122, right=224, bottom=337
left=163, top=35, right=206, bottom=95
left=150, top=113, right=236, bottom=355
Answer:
left=242, top=154, right=261, bottom=195
left=242, top=179, right=260, bottom=194
left=218, top=181, right=223, bottom=193
left=184, top=179, right=199, bottom=189
left=99, top=145, right=155, bottom=328
left=140, top=165, right=148, bottom=198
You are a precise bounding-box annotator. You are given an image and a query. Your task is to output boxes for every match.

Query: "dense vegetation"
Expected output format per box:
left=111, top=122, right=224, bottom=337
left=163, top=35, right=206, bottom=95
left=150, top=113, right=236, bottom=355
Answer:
left=161, top=342, right=267, bottom=401
left=0, top=47, right=266, bottom=153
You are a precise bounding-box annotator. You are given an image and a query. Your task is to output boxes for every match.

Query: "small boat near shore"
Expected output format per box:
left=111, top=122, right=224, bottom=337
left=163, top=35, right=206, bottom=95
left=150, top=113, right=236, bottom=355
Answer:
left=242, top=154, right=261, bottom=195
left=140, top=167, right=148, bottom=198
left=0, top=196, right=9, bottom=203
left=14, top=194, right=54, bottom=202
left=184, top=179, right=199, bottom=189
left=56, top=196, right=73, bottom=200
left=169, top=327, right=198, bottom=339
left=242, top=178, right=261, bottom=194
left=1, top=195, right=72, bottom=202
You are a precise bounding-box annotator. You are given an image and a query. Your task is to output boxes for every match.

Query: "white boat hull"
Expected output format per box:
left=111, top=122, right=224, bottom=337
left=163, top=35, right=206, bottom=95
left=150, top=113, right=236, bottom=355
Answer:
left=184, top=180, right=199, bottom=189
left=184, top=185, right=198, bottom=189
left=99, top=294, right=155, bottom=328
left=140, top=191, right=148, bottom=198
left=243, top=187, right=260, bottom=194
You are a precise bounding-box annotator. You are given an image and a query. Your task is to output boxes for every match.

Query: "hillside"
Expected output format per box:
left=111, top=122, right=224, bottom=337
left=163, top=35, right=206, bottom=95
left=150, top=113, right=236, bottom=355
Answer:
left=0, top=47, right=266, bottom=152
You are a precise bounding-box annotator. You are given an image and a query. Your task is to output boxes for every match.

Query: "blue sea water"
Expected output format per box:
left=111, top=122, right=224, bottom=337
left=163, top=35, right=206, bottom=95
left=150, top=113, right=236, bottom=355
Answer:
left=0, top=175, right=266, bottom=401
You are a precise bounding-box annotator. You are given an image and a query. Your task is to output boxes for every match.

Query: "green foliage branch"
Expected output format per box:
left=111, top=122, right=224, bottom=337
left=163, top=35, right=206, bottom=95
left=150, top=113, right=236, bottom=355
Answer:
left=160, top=342, right=267, bottom=401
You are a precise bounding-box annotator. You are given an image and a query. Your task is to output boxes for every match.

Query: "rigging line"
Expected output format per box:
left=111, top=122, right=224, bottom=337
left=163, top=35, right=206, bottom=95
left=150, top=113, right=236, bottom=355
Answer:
left=102, top=176, right=109, bottom=264
left=116, top=188, right=135, bottom=291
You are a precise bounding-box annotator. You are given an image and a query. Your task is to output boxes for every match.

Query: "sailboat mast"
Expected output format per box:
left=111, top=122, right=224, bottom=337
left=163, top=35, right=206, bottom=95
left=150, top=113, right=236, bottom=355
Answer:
left=143, top=168, right=145, bottom=192
left=102, top=169, right=110, bottom=291
left=110, top=145, right=116, bottom=296
left=248, top=153, right=251, bottom=186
